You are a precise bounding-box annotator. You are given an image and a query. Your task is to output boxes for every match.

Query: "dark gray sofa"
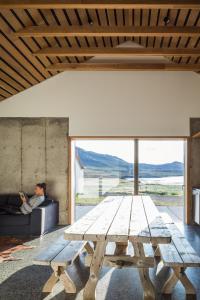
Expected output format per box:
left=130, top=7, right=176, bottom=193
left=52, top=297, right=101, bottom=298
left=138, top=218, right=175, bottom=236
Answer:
left=0, top=194, right=58, bottom=236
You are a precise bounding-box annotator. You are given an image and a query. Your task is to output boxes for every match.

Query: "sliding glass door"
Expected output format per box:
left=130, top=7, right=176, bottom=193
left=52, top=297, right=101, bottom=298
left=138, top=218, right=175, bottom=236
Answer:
left=71, top=138, right=185, bottom=222
left=72, top=139, right=134, bottom=220
left=138, top=140, right=185, bottom=222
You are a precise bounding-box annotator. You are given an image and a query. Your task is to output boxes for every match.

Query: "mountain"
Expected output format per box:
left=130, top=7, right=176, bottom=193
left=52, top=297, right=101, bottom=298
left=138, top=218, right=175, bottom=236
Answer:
left=76, top=147, right=184, bottom=178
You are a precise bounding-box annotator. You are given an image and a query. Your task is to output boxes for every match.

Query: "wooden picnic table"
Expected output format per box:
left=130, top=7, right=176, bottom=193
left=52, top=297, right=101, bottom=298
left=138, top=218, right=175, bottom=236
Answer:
left=64, top=195, right=172, bottom=300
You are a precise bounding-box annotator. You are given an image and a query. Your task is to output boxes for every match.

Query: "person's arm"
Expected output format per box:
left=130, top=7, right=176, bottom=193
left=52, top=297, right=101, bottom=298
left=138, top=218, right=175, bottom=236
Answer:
left=20, top=197, right=32, bottom=214
left=21, top=195, right=27, bottom=203
left=20, top=195, right=45, bottom=214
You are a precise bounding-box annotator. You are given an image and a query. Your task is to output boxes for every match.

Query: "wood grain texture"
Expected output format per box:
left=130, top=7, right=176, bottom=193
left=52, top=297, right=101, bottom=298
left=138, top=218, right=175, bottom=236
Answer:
left=1, top=6, right=200, bottom=101
left=46, top=62, right=200, bottom=71
left=14, top=25, right=200, bottom=37
left=34, top=47, right=200, bottom=57
left=1, top=1, right=200, bottom=9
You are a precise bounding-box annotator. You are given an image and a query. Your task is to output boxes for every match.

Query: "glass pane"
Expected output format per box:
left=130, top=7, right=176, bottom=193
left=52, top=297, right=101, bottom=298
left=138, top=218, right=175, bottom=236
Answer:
left=138, top=140, right=184, bottom=222
left=73, top=139, right=134, bottom=220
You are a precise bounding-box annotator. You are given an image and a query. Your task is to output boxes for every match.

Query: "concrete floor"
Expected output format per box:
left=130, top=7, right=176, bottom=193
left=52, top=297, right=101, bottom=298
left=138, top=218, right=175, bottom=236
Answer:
left=0, top=224, right=200, bottom=300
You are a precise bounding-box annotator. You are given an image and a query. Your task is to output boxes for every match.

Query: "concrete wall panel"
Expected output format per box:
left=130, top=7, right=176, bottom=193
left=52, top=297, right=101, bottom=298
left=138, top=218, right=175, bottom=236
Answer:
left=0, top=118, right=21, bottom=193
left=21, top=118, right=46, bottom=194
left=46, top=118, right=69, bottom=224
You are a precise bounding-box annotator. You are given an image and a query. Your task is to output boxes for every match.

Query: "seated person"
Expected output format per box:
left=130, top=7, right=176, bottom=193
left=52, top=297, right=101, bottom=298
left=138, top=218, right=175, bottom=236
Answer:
left=0, top=183, right=46, bottom=215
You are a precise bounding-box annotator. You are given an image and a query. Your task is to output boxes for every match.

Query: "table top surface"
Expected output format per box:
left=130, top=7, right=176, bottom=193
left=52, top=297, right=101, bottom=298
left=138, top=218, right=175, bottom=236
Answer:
left=64, top=195, right=171, bottom=244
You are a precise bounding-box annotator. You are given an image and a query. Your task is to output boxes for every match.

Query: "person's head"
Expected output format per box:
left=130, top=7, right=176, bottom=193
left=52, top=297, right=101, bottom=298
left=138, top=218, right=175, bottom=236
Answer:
left=34, top=183, right=46, bottom=197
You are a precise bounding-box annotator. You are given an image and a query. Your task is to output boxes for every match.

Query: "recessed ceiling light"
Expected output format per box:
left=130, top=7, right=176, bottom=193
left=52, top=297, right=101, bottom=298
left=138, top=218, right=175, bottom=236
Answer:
left=163, top=16, right=170, bottom=25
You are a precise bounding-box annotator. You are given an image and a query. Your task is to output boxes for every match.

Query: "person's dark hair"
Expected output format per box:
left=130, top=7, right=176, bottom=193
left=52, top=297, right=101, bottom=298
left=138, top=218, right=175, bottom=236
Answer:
left=36, top=182, right=47, bottom=197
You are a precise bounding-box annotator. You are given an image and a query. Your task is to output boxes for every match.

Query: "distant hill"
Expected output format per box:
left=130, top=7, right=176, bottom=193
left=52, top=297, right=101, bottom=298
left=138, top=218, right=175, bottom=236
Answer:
left=76, top=147, right=184, bottom=178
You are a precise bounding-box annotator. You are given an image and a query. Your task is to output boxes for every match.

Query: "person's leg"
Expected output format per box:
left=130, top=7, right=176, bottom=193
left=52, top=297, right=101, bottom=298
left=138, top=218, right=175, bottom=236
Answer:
left=0, top=205, right=21, bottom=215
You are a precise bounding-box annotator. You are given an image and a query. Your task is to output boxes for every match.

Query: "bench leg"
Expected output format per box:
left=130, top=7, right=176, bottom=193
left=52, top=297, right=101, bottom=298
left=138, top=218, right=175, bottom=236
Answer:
left=42, top=272, right=58, bottom=293
left=52, top=265, right=76, bottom=294
left=174, top=268, right=196, bottom=297
left=162, top=267, right=196, bottom=298
left=132, top=242, right=155, bottom=300
left=162, top=271, right=179, bottom=294
left=83, top=241, right=107, bottom=300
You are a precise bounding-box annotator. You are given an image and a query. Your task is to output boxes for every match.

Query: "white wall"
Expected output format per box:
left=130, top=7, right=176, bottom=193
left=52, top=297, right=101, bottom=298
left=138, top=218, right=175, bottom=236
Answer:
left=0, top=71, right=200, bottom=136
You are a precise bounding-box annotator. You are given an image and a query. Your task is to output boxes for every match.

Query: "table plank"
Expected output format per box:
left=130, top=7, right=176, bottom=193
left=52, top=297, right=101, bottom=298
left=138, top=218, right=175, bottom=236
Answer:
left=142, top=196, right=171, bottom=243
left=65, top=197, right=121, bottom=240
left=84, top=196, right=124, bottom=241
left=107, top=196, right=133, bottom=242
left=129, top=196, right=151, bottom=242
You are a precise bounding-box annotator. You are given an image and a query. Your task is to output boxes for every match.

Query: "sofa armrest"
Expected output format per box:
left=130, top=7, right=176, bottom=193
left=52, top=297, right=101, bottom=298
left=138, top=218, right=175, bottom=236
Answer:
left=30, top=202, right=58, bottom=235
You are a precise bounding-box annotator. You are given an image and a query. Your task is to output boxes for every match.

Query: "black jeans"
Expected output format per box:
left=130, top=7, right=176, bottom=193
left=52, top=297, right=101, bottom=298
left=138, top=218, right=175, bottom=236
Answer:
left=0, top=205, right=22, bottom=215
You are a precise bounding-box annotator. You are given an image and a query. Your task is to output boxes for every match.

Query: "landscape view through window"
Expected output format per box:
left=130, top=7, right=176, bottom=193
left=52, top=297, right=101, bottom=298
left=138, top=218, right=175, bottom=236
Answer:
left=73, top=139, right=185, bottom=222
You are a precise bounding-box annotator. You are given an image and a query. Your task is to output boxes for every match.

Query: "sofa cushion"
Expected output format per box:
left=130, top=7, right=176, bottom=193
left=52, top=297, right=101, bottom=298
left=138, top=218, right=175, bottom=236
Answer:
left=0, top=214, right=30, bottom=226
left=39, top=199, right=53, bottom=207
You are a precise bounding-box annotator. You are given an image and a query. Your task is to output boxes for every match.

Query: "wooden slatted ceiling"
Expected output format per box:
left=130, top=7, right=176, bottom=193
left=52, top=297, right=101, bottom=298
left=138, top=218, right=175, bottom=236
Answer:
left=0, top=5, right=200, bottom=102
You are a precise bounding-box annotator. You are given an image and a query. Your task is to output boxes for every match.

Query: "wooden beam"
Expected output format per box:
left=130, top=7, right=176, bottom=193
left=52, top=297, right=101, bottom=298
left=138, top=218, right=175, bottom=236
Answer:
left=34, top=47, right=200, bottom=57
left=46, top=63, right=200, bottom=71
left=1, top=0, right=200, bottom=9
left=14, top=26, right=200, bottom=38
left=192, top=131, right=200, bottom=138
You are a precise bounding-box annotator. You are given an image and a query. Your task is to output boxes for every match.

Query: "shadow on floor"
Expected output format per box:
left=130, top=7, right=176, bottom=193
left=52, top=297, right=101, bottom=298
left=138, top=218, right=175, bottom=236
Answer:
left=0, top=259, right=88, bottom=300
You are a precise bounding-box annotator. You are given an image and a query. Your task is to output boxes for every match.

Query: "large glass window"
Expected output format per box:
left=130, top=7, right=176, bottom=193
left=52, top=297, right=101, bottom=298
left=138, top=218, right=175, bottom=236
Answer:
left=71, top=138, right=185, bottom=222
left=72, top=139, right=134, bottom=220
left=138, top=140, right=184, bottom=222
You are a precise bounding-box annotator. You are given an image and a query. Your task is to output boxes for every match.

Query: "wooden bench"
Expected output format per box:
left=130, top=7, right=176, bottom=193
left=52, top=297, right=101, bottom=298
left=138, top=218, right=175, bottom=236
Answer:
left=158, top=214, right=200, bottom=298
left=33, top=236, right=87, bottom=294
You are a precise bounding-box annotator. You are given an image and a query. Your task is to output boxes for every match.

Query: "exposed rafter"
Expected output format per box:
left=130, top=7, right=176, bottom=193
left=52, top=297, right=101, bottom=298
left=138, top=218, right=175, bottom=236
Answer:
left=0, top=0, right=200, bottom=9
left=14, top=26, right=200, bottom=38
left=46, top=63, right=200, bottom=71
left=1, top=2, right=200, bottom=101
left=34, top=47, right=200, bottom=57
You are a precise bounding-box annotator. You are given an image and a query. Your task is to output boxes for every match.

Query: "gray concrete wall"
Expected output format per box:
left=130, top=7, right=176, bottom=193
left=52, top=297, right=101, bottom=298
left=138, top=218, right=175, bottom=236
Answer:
left=190, top=118, right=200, bottom=224
left=0, top=118, right=69, bottom=224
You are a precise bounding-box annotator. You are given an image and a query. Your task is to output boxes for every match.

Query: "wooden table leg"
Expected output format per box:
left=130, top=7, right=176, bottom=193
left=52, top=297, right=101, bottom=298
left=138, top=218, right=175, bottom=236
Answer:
left=83, top=241, right=107, bottom=300
left=132, top=242, right=155, bottom=300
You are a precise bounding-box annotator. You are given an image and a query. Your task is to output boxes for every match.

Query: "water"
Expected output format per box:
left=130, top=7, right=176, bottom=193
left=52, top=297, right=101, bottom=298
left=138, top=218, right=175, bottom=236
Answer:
left=139, top=176, right=184, bottom=186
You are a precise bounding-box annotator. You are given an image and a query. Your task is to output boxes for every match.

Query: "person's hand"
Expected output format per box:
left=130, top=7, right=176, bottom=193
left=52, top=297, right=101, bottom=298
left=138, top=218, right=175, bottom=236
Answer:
left=21, top=195, right=26, bottom=203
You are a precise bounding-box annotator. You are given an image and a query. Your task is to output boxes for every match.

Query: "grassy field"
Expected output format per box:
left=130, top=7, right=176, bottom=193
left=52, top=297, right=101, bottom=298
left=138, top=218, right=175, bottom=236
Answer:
left=76, top=178, right=184, bottom=206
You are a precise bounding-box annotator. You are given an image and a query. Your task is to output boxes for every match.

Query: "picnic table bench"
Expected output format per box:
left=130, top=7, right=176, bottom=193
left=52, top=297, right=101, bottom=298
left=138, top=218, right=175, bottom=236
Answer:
left=65, top=195, right=172, bottom=300
left=33, top=196, right=200, bottom=300
left=34, top=237, right=87, bottom=294
left=157, top=214, right=200, bottom=298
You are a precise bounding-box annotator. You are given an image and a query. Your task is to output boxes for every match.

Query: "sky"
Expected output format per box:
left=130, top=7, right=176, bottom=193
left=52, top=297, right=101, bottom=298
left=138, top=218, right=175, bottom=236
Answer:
left=75, top=140, right=184, bottom=164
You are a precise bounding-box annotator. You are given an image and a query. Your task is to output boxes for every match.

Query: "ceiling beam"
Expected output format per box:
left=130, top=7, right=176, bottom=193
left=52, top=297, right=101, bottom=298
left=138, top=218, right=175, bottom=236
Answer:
left=34, top=47, right=200, bottom=57
left=14, top=26, right=200, bottom=38
left=1, top=0, right=200, bottom=9
left=46, top=63, right=200, bottom=71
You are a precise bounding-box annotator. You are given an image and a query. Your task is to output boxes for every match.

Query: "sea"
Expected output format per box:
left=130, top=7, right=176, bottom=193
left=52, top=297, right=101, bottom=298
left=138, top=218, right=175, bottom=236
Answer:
left=138, top=176, right=184, bottom=186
